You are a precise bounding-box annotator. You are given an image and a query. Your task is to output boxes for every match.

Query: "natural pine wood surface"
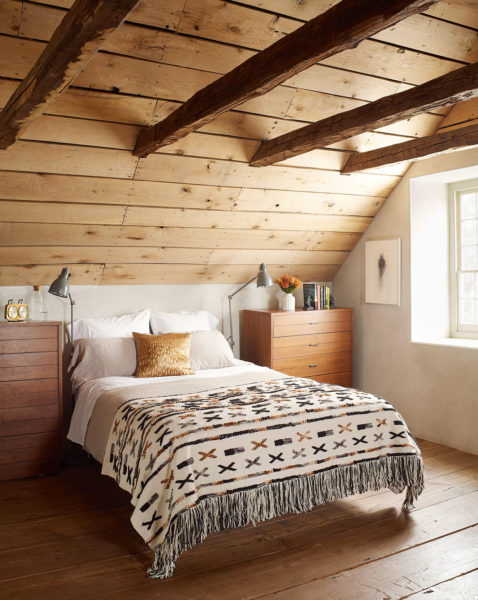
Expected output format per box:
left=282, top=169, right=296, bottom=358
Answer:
left=0, top=439, right=477, bottom=599
left=0, top=0, right=477, bottom=285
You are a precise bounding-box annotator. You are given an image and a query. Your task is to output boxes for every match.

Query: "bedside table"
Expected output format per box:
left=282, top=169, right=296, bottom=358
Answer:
left=241, top=308, right=353, bottom=387
left=0, top=321, right=63, bottom=480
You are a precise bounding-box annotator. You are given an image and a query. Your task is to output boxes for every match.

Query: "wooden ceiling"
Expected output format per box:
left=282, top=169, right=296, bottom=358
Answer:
left=0, top=0, right=477, bottom=286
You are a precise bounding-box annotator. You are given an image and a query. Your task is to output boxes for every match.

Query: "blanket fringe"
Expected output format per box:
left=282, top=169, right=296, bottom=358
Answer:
left=149, top=454, right=424, bottom=578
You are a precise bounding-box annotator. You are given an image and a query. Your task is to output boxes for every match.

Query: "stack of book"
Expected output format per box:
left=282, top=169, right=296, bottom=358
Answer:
left=303, top=282, right=332, bottom=310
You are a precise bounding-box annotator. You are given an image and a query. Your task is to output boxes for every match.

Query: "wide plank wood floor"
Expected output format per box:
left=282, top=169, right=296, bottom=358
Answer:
left=0, top=439, right=477, bottom=599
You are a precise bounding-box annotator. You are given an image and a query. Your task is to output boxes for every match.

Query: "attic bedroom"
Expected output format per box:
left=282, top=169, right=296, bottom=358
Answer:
left=0, top=0, right=477, bottom=597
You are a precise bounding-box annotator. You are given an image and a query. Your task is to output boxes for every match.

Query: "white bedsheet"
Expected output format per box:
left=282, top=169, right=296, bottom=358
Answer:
left=67, top=362, right=269, bottom=445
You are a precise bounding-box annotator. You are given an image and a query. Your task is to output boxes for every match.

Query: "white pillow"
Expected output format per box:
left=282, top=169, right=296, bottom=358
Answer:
left=150, top=310, right=218, bottom=334
left=69, top=309, right=151, bottom=343
left=189, top=330, right=240, bottom=371
left=69, top=337, right=137, bottom=392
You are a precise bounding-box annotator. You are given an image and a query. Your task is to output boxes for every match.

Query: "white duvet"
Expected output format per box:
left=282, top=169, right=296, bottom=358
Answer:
left=67, top=362, right=269, bottom=445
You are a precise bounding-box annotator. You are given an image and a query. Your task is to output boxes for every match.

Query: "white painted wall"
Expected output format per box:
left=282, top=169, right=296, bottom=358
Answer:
left=333, top=147, right=478, bottom=455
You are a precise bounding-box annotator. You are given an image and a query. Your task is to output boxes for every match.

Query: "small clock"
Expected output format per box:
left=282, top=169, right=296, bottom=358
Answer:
left=4, top=300, right=28, bottom=322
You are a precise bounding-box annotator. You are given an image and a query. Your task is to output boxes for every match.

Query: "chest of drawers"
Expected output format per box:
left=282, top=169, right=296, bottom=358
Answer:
left=241, top=308, right=353, bottom=387
left=0, top=321, right=63, bottom=480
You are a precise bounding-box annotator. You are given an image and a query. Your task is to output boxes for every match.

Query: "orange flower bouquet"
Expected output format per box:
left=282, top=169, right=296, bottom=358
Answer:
left=275, top=274, right=302, bottom=294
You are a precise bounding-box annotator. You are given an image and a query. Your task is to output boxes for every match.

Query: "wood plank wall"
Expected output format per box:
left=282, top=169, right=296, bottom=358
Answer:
left=0, top=0, right=477, bottom=285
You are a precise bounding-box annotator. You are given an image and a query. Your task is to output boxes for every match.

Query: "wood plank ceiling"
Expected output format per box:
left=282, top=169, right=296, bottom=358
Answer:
left=0, top=0, right=477, bottom=286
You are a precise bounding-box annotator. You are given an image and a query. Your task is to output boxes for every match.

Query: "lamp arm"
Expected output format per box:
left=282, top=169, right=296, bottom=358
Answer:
left=228, top=274, right=258, bottom=300
left=69, top=293, right=76, bottom=350
left=227, top=295, right=234, bottom=348
left=226, top=275, right=258, bottom=349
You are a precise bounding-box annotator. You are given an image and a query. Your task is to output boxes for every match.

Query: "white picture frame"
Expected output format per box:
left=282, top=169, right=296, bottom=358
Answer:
left=365, top=239, right=401, bottom=306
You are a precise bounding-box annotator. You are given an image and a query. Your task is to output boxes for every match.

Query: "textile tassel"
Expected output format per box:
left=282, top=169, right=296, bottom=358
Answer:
left=148, top=454, right=424, bottom=579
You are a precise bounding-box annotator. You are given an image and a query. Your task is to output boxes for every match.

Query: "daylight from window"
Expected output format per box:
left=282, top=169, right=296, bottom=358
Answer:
left=456, top=188, right=478, bottom=333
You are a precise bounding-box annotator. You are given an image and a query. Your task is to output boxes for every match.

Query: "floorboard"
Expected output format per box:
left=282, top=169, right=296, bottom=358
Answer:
left=0, top=440, right=477, bottom=599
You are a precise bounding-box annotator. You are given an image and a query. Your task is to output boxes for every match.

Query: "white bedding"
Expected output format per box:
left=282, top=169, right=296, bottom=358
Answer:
left=67, top=362, right=269, bottom=445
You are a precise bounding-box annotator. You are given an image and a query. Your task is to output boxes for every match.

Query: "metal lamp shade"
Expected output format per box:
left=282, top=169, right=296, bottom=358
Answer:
left=256, top=263, right=273, bottom=288
left=48, top=267, right=71, bottom=298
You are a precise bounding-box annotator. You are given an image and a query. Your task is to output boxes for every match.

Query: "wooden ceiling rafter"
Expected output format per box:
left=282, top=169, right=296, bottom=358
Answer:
left=250, top=61, right=478, bottom=167
left=132, top=0, right=440, bottom=158
left=0, top=0, right=141, bottom=150
left=342, top=121, right=478, bottom=173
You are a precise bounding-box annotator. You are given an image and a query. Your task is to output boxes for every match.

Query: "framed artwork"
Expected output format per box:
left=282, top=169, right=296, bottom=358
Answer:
left=365, top=239, right=401, bottom=306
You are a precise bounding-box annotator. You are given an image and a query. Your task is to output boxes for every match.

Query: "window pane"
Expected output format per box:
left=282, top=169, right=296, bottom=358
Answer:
left=459, top=272, right=476, bottom=299
left=461, top=244, right=478, bottom=270
left=459, top=299, right=476, bottom=325
left=461, top=219, right=478, bottom=245
left=461, top=192, right=477, bottom=219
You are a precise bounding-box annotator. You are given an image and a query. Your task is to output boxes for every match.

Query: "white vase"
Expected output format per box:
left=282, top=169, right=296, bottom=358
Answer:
left=280, top=292, right=295, bottom=311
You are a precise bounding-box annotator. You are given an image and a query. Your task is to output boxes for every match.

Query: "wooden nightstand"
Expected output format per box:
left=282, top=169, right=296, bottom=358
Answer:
left=241, top=308, right=353, bottom=387
left=0, top=321, right=63, bottom=480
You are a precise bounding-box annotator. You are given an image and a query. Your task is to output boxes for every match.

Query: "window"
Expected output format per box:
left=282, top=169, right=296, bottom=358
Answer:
left=450, top=179, right=478, bottom=339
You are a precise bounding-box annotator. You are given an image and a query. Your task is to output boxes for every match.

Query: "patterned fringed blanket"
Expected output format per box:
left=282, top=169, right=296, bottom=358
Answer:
left=102, top=377, right=424, bottom=578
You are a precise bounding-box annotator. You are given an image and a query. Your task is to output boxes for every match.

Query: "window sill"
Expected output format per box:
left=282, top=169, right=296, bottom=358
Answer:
left=412, top=337, right=478, bottom=349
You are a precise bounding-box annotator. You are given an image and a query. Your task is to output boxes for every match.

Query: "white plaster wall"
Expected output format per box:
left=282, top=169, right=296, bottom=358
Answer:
left=333, top=148, right=478, bottom=455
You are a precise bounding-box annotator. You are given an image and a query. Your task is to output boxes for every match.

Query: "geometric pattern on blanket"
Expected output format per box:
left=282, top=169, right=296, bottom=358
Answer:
left=102, top=377, right=424, bottom=578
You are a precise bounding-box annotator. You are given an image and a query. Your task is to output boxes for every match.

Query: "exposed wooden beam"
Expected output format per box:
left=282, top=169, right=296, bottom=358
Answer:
left=0, top=0, right=141, bottom=150
left=341, top=122, right=478, bottom=173
left=250, top=62, right=478, bottom=167
left=133, top=0, right=439, bottom=158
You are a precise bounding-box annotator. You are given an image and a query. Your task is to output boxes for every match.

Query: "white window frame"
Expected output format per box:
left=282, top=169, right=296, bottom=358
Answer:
left=449, top=178, right=478, bottom=339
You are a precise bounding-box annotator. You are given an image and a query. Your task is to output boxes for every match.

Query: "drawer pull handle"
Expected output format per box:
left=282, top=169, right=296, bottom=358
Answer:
left=309, top=322, right=319, bottom=325
left=309, top=363, right=318, bottom=368
left=309, top=343, right=318, bottom=347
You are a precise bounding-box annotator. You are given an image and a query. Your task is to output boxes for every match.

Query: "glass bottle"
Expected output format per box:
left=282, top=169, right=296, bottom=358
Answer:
left=40, top=287, right=48, bottom=321
left=30, top=285, right=42, bottom=321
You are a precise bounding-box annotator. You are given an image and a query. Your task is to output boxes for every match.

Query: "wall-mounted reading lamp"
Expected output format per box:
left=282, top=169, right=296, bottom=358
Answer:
left=48, top=267, right=76, bottom=348
left=227, top=263, right=273, bottom=349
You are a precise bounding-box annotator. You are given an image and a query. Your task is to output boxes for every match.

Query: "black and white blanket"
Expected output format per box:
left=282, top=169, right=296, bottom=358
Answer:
left=102, top=376, right=424, bottom=578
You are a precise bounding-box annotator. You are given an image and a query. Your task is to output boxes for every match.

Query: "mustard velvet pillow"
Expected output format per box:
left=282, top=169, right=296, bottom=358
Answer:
left=133, top=332, right=193, bottom=378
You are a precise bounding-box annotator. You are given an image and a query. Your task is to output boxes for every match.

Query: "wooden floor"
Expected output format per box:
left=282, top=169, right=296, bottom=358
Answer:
left=1, top=439, right=477, bottom=599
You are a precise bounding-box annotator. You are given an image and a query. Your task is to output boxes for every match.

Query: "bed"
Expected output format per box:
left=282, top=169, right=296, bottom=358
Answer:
left=68, top=322, right=424, bottom=579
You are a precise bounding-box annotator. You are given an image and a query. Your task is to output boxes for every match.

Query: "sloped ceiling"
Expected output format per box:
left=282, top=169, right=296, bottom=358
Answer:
left=0, top=0, right=477, bottom=285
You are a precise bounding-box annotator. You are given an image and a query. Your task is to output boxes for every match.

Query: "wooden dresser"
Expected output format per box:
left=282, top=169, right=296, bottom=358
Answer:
left=0, top=321, right=63, bottom=480
left=241, top=308, right=353, bottom=387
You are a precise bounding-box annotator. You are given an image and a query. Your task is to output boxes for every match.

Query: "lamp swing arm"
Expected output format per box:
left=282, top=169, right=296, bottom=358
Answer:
left=69, top=292, right=76, bottom=349
left=227, top=274, right=258, bottom=348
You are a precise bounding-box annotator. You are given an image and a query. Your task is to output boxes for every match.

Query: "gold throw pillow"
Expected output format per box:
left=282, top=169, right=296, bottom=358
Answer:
left=133, top=332, right=193, bottom=378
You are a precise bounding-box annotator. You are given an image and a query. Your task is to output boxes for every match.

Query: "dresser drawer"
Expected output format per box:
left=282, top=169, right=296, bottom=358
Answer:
left=273, top=309, right=352, bottom=338
left=274, top=320, right=352, bottom=338
left=0, top=406, right=60, bottom=438
left=272, top=331, right=351, bottom=358
left=273, top=310, right=352, bottom=327
left=0, top=416, right=60, bottom=437
left=0, top=431, right=61, bottom=465
left=0, top=325, right=58, bottom=340
left=0, top=351, right=58, bottom=368
left=0, top=379, right=59, bottom=408
left=272, top=351, right=352, bottom=378
left=0, top=337, right=58, bottom=354
left=0, top=364, right=58, bottom=382
left=310, top=372, right=353, bottom=387
left=0, top=404, right=59, bottom=425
